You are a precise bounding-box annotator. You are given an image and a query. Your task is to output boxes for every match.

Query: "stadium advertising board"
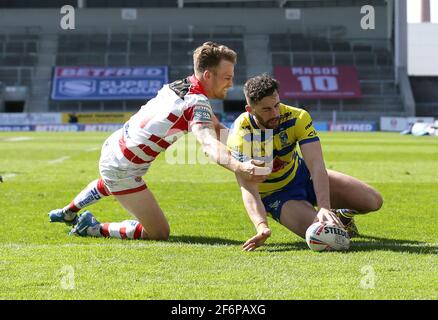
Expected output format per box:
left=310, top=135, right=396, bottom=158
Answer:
left=380, top=117, right=410, bottom=132
left=274, top=66, right=362, bottom=99
left=314, top=122, right=329, bottom=132
left=329, top=122, right=377, bottom=132
left=380, top=117, right=435, bottom=132
left=0, top=113, right=62, bottom=125
left=51, top=66, right=168, bottom=100
left=61, top=112, right=132, bottom=124
left=34, top=124, right=81, bottom=132
left=0, top=125, right=33, bottom=132
left=0, top=124, right=123, bottom=132
left=83, top=124, right=123, bottom=132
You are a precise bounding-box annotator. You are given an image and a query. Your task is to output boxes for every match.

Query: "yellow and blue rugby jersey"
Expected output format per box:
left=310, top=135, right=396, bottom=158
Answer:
left=227, top=103, right=319, bottom=197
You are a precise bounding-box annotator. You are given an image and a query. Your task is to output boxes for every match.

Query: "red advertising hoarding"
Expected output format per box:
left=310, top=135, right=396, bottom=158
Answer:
left=274, top=66, right=362, bottom=99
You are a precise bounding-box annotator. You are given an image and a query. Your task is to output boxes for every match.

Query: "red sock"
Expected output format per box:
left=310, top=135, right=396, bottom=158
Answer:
left=100, top=220, right=144, bottom=239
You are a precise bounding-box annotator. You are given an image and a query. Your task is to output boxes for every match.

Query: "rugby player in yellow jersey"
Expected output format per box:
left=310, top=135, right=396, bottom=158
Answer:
left=227, top=74, right=383, bottom=251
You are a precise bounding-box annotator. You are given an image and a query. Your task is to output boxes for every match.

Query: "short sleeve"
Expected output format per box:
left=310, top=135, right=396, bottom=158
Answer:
left=189, top=97, right=214, bottom=127
left=294, top=110, right=320, bottom=146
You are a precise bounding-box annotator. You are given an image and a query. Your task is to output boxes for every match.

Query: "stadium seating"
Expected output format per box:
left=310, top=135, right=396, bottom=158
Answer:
left=269, top=32, right=403, bottom=121
left=0, top=23, right=405, bottom=121
left=50, top=28, right=247, bottom=112
left=0, top=0, right=388, bottom=8
left=0, top=0, right=418, bottom=122
left=0, top=33, right=39, bottom=86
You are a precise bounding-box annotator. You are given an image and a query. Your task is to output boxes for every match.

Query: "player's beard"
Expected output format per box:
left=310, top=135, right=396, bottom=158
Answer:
left=254, top=113, right=280, bottom=129
left=265, top=117, right=280, bottom=129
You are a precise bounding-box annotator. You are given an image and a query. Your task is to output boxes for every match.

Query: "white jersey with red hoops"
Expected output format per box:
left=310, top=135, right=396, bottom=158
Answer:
left=99, top=75, right=214, bottom=193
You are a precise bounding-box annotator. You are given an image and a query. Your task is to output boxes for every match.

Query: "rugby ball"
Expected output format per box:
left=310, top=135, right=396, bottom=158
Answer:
left=305, top=222, right=350, bottom=252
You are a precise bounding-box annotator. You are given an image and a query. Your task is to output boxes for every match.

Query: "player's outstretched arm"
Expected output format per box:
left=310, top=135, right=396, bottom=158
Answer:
left=211, top=113, right=229, bottom=142
left=191, top=122, right=271, bottom=182
left=300, top=141, right=342, bottom=226
left=235, top=173, right=271, bottom=251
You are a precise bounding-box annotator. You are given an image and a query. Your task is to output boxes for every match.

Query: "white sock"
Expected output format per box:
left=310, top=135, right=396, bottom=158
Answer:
left=63, top=178, right=111, bottom=214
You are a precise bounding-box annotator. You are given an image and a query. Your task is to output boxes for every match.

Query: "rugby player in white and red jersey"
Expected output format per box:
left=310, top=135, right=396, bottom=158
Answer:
left=48, top=42, right=270, bottom=240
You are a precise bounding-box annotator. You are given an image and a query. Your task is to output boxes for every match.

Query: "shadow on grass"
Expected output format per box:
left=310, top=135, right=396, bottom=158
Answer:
left=167, top=234, right=437, bottom=255
left=264, top=234, right=438, bottom=254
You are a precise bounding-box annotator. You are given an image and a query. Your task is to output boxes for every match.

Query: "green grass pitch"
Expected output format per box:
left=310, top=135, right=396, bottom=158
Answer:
left=0, top=131, right=437, bottom=299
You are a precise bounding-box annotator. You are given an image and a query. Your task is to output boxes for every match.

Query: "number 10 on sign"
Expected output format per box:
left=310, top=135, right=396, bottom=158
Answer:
left=297, top=76, right=339, bottom=92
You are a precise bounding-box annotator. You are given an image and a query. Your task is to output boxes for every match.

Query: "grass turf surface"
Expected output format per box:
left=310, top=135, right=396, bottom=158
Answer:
left=0, top=131, right=437, bottom=299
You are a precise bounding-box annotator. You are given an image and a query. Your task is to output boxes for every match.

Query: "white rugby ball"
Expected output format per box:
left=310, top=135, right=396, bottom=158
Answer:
left=305, top=222, right=350, bottom=251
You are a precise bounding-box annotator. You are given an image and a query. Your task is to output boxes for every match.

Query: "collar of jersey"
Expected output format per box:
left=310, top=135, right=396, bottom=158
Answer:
left=188, top=75, right=207, bottom=96
left=248, top=113, right=260, bottom=129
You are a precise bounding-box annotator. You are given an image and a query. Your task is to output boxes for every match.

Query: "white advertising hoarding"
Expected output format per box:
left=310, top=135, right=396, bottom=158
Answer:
left=0, top=113, right=62, bottom=125
left=380, top=116, right=435, bottom=131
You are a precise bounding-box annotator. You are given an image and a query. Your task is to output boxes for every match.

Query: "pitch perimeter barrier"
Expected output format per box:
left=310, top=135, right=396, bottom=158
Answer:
left=0, top=124, right=123, bottom=132
left=0, top=113, right=62, bottom=125
left=329, top=122, right=377, bottom=132
left=380, top=116, right=435, bottom=132
left=61, top=112, right=132, bottom=124
left=0, top=112, right=133, bottom=125
left=1, top=121, right=385, bottom=132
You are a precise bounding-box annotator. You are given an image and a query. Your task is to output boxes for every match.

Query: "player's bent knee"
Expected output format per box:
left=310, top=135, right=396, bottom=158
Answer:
left=368, top=190, right=383, bottom=212
left=148, top=226, right=170, bottom=241
left=374, top=192, right=383, bottom=211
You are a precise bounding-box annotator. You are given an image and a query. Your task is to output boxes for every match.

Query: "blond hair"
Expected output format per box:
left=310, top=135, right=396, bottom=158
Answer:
left=193, top=42, right=237, bottom=75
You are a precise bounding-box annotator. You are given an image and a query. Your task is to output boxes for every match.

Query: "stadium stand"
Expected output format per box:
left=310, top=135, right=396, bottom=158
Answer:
left=269, top=32, right=402, bottom=121
left=1, top=0, right=431, bottom=125
left=49, top=26, right=247, bottom=112
left=0, top=30, right=40, bottom=86
left=0, top=0, right=389, bottom=9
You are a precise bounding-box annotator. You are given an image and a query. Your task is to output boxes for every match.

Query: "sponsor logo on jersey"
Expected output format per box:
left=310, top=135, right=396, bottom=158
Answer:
left=268, top=200, right=281, bottom=211
left=193, top=105, right=212, bottom=122
left=243, top=125, right=252, bottom=131
left=195, top=99, right=211, bottom=108
left=279, top=131, right=289, bottom=147
left=305, top=121, right=313, bottom=130
left=124, top=122, right=130, bottom=138
left=272, top=158, right=287, bottom=173
left=169, top=78, right=190, bottom=98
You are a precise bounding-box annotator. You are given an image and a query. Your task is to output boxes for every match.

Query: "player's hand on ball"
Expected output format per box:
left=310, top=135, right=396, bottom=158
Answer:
left=237, top=160, right=272, bottom=183
left=314, top=208, right=343, bottom=227
left=242, top=226, right=271, bottom=252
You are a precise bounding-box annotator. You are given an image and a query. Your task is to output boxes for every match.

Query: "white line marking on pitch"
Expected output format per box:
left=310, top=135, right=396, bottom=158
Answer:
left=48, top=156, right=70, bottom=165
left=4, top=137, right=34, bottom=142
left=86, top=147, right=99, bottom=152
left=1, top=173, right=17, bottom=181
left=0, top=242, right=436, bottom=250
left=0, top=243, right=227, bottom=249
